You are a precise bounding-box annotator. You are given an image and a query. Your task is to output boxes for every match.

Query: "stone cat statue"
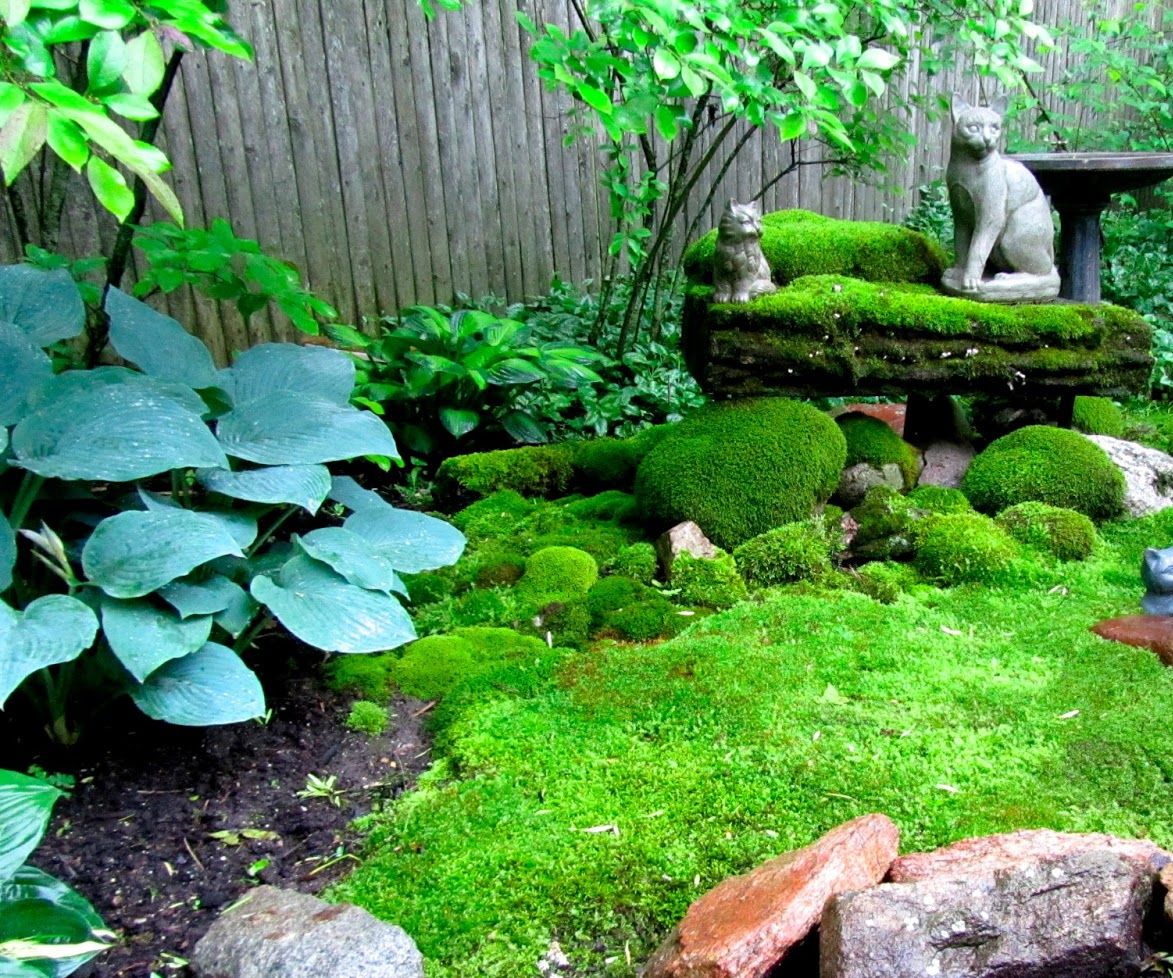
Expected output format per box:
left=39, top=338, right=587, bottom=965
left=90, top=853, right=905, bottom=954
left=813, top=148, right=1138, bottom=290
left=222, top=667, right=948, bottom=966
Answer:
left=940, top=95, right=1060, bottom=303
left=712, top=200, right=777, bottom=303
left=1141, top=546, right=1173, bottom=615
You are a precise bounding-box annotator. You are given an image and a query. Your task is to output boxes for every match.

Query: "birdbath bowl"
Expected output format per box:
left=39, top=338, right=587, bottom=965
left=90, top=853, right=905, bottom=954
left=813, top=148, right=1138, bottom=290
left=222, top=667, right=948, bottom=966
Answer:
left=1010, top=151, right=1173, bottom=302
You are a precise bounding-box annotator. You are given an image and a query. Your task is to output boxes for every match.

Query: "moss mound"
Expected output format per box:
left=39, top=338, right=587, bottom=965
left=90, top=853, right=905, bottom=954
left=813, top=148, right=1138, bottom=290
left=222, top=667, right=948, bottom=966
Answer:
left=907, top=485, right=972, bottom=514
left=563, top=490, right=640, bottom=525
left=853, top=560, right=922, bottom=603
left=436, top=444, right=575, bottom=508
left=733, top=521, right=834, bottom=588
left=913, top=512, right=1020, bottom=585
left=672, top=550, right=748, bottom=609
left=634, top=397, right=845, bottom=550
left=391, top=627, right=548, bottom=700
left=586, top=575, right=654, bottom=621
left=995, top=502, right=1098, bottom=562
left=1072, top=396, right=1125, bottom=438
left=325, top=652, right=397, bottom=700
left=516, top=546, right=599, bottom=606
left=962, top=425, right=1125, bottom=522
left=451, top=490, right=536, bottom=540
left=682, top=209, right=946, bottom=286
left=837, top=411, right=920, bottom=487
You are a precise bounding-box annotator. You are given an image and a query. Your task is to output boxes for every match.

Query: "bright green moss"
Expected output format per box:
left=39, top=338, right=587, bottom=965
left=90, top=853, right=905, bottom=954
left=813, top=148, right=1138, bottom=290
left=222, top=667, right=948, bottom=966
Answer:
left=563, top=490, right=640, bottom=525
left=1072, top=396, right=1125, bottom=438
left=995, top=502, right=1098, bottom=562
left=586, top=575, right=653, bottom=621
left=907, top=485, right=972, bottom=514
left=606, top=597, right=687, bottom=641
left=850, top=485, right=917, bottom=546
left=962, top=425, right=1125, bottom=522
left=733, top=521, right=834, bottom=588
left=853, top=560, right=922, bottom=603
left=604, top=542, right=659, bottom=585
left=346, top=700, right=390, bottom=736
left=525, top=600, right=592, bottom=649
left=390, top=635, right=478, bottom=700
left=471, top=549, right=526, bottom=589
left=836, top=411, right=920, bottom=487
left=435, top=444, right=576, bottom=508
left=682, top=209, right=946, bottom=286
left=572, top=438, right=641, bottom=489
left=452, top=490, right=536, bottom=540
left=516, top=546, right=599, bottom=606
left=324, top=652, right=397, bottom=700
left=672, top=550, right=748, bottom=609
left=913, top=512, right=1020, bottom=585
left=634, top=398, right=846, bottom=550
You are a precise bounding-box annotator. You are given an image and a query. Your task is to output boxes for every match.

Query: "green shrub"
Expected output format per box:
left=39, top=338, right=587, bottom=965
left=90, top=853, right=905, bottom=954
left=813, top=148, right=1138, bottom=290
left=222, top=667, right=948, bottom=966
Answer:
left=346, top=700, right=390, bottom=736
left=605, top=542, right=660, bottom=584
left=435, top=444, right=576, bottom=508
left=961, top=425, right=1125, bottom=521
left=913, top=512, right=1020, bottom=585
left=1072, top=396, right=1125, bottom=438
left=634, top=398, right=845, bottom=549
left=516, top=546, right=599, bottom=606
left=906, top=485, right=972, bottom=514
left=325, top=653, right=398, bottom=700
left=564, top=490, right=641, bottom=525
left=672, top=551, right=748, bottom=609
left=836, top=411, right=920, bottom=487
left=995, top=502, right=1098, bottom=562
left=853, top=561, right=922, bottom=603
left=733, top=522, right=833, bottom=588
left=452, top=490, right=536, bottom=540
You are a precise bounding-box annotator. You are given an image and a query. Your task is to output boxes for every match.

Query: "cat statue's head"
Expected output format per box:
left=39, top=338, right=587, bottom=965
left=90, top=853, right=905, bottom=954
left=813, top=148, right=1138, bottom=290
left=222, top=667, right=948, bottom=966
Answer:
left=950, top=94, right=1009, bottom=159
left=718, top=200, right=763, bottom=241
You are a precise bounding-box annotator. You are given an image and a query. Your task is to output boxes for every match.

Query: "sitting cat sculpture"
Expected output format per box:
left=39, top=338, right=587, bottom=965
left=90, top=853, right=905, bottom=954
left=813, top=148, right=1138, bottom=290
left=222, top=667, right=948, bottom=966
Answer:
left=712, top=200, right=777, bottom=303
left=940, top=95, right=1060, bottom=303
left=1141, top=546, right=1173, bottom=615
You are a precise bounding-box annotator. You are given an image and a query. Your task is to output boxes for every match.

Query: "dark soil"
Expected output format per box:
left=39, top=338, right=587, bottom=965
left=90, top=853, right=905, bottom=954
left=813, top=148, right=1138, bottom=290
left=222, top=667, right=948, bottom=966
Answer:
left=2, top=643, right=433, bottom=978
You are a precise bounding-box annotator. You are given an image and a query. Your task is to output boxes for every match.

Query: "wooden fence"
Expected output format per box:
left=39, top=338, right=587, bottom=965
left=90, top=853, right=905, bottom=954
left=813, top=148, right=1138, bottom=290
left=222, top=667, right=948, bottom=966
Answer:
left=0, top=0, right=1148, bottom=362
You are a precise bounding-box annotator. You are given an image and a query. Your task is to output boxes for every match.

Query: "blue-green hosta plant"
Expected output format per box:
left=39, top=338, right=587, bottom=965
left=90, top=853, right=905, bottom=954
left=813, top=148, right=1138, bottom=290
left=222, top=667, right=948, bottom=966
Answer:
left=0, top=264, right=465, bottom=742
left=0, top=769, right=114, bottom=976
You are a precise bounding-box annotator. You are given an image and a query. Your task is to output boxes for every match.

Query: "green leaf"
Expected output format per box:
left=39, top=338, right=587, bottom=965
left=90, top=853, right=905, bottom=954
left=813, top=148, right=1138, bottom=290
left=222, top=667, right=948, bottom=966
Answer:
left=0, top=84, right=25, bottom=127
left=342, top=502, right=465, bottom=574
left=43, top=15, right=103, bottom=43
left=438, top=406, right=479, bottom=438
left=216, top=392, right=398, bottom=465
left=0, top=770, right=61, bottom=882
left=0, top=0, right=33, bottom=27
left=0, top=266, right=85, bottom=345
left=858, top=47, right=900, bottom=71
left=251, top=554, right=416, bottom=654
left=86, top=156, right=133, bottom=222
left=82, top=510, right=244, bottom=599
left=101, top=597, right=212, bottom=683
left=78, top=0, right=135, bottom=30
left=45, top=114, right=89, bottom=171
left=102, top=92, right=158, bottom=121
left=196, top=464, right=331, bottom=513
left=485, top=358, right=546, bottom=385
left=847, top=79, right=869, bottom=107
left=327, top=474, right=387, bottom=514
left=0, top=513, right=14, bottom=593
left=777, top=110, right=806, bottom=141
left=500, top=409, right=548, bottom=444
left=105, top=286, right=218, bottom=389
left=130, top=642, right=265, bottom=726
left=225, top=343, right=356, bottom=406
left=296, top=528, right=406, bottom=594
left=86, top=31, right=128, bottom=93
left=0, top=866, right=109, bottom=978
left=654, top=104, right=678, bottom=142
left=0, top=323, right=52, bottom=426
left=157, top=573, right=249, bottom=619
left=0, top=102, right=48, bottom=186
left=213, top=585, right=256, bottom=638
left=122, top=30, right=165, bottom=95
left=652, top=49, right=680, bottom=79
left=0, top=596, right=98, bottom=709
left=12, top=375, right=228, bottom=481
left=575, top=82, right=612, bottom=115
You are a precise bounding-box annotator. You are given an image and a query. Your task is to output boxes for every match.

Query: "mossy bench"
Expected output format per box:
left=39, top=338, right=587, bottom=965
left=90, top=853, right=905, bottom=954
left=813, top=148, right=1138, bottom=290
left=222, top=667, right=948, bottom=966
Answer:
left=681, top=210, right=1152, bottom=411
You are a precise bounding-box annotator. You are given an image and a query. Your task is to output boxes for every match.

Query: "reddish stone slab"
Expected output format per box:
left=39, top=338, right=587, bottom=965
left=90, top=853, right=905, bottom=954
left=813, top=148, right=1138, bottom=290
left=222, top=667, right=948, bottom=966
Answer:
left=1091, top=615, right=1173, bottom=667
left=836, top=403, right=906, bottom=437
left=642, top=814, right=899, bottom=978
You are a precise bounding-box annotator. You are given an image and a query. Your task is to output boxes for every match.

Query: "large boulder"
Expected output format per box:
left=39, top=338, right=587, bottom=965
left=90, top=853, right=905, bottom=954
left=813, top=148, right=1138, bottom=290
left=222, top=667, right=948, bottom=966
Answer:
left=191, top=885, right=423, bottom=978
left=642, top=814, right=898, bottom=978
left=1085, top=434, right=1173, bottom=517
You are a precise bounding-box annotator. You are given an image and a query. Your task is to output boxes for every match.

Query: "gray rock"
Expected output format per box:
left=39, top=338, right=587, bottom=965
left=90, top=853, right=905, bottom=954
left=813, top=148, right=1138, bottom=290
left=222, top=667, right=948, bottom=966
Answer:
left=820, top=849, right=1154, bottom=978
left=656, top=521, right=717, bottom=579
left=836, top=462, right=905, bottom=508
left=1086, top=434, right=1173, bottom=517
left=917, top=441, right=975, bottom=489
left=191, top=885, right=423, bottom=978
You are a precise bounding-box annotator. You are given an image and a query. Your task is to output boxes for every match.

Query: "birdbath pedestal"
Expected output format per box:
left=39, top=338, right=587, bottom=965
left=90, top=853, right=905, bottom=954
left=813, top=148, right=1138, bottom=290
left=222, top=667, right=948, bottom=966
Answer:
left=1011, top=152, right=1173, bottom=302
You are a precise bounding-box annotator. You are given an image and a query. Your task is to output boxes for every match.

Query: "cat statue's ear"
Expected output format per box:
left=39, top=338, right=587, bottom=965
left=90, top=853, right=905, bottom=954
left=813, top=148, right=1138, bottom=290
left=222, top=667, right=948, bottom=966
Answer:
left=989, top=94, right=1009, bottom=116
left=724, top=198, right=737, bottom=213
left=950, top=93, right=971, bottom=122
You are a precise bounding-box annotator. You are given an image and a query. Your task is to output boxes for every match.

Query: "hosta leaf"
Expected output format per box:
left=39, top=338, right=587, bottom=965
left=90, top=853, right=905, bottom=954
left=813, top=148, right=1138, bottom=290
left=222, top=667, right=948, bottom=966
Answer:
left=0, top=512, right=14, bottom=593
left=225, top=344, right=355, bottom=407
left=157, top=573, right=248, bottom=619
left=130, top=643, right=265, bottom=726
left=213, top=585, right=257, bottom=638
left=0, top=322, right=52, bottom=426
left=137, top=489, right=257, bottom=549
left=296, top=528, right=406, bottom=594
left=251, top=554, right=416, bottom=653
left=0, top=266, right=84, bottom=346
left=0, top=596, right=98, bottom=709
left=327, top=474, right=387, bottom=514
left=82, top=510, right=243, bottom=599
left=105, top=287, right=218, bottom=389
left=485, top=357, right=547, bottom=385
left=216, top=392, right=398, bottom=465
left=500, top=409, right=548, bottom=444
left=12, top=377, right=227, bottom=481
left=438, top=406, right=479, bottom=438
left=343, top=503, right=465, bottom=574
left=0, top=771, right=62, bottom=882
left=196, top=464, right=331, bottom=514
left=25, top=367, right=208, bottom=419
left=100, top=597, right=212, bottom=682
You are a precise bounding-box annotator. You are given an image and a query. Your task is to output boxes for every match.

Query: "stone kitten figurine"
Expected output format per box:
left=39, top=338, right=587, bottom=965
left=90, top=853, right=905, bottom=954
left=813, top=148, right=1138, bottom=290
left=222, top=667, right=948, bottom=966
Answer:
left=940, top=95, right=1060, bottom=303
left=712, top=200, right=777, bottom=303
left=1141, top=546, right=1173, bottom=615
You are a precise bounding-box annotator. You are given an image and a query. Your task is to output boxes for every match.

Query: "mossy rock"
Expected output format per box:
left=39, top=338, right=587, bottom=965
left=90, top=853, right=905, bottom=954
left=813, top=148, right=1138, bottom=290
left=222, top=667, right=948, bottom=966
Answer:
left=672, top=550, right=748, bottom=609
left=849, top=485, right=919, bottom=556
left=913, top=512, right=1020, bottom=586
left=837, top=411, right=920, bottom=488
left=995, top=502, right=1097, bottom=562
left=961, top=425, right=1125, bottom=522
left=1072, top=396, right=1125, bottom=438
left=516, top=546, right=599, bottom=606
left=563, top=490, right=640, bottom=525
left=634, top=397, right=845, bottom=550
left=733, top=521, right=834, bottom=588
left=435, top=444, right=576, bottom=509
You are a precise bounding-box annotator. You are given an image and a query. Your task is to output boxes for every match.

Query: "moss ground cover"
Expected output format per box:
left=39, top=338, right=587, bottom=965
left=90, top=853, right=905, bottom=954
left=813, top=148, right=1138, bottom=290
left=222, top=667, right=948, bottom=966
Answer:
left=333, top=507, right=1173, bottom=977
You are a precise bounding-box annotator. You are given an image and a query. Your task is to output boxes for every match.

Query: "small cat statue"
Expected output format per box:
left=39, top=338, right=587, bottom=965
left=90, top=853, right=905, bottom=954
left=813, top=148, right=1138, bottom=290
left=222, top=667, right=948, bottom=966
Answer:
left=940, top=95, right=1060, bottom=303
left=1141, top=546, right=1173, bottom=615
left=712, top=200, right=777, bottom=303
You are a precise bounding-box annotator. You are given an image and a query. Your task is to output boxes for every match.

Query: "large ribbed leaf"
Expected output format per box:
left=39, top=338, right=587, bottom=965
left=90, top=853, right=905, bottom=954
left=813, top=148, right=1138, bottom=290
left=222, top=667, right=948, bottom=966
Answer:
left=0, top=266, right=84, bottom=346
left=0, top=596, right=98, bottom=708
left=11, top=377, right=227, bottom=481
left=129, top=643, right=264, bottom=726
left=100, top=598, right=212, bottom=683
left=0, top=512, right=14, bottom=593
left=0, top=771, right=61, bottom=882
left=0, top=323, right=51, bottom=426
left=0, top=898, right=111, bottom=977
left=197, top=464, right=331, bottom=514
left=328, top=474, right=388, bottom=513
left=343, top=504, right=465, bottom=574
left=81, top=510, right=243, bottom=599
left=296, top=528, right=406, bottom=594
left=226, top=343, right=355, bottom=406
left=105, top=287, right=218, bottom=390
left=250, top=554, right=415, bottom=653
left=216, top=392, right=398, bottom=465
left=24, top=367, right=209, bottom=419
left=137, top=490, right=257, bottom=550
left=157, top=573, right=247, bottom=618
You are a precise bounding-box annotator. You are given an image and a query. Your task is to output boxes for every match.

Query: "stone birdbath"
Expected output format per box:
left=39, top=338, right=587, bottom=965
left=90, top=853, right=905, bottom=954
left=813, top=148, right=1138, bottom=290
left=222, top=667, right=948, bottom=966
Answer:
left=1010, top=151, right=1173, bottom=302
